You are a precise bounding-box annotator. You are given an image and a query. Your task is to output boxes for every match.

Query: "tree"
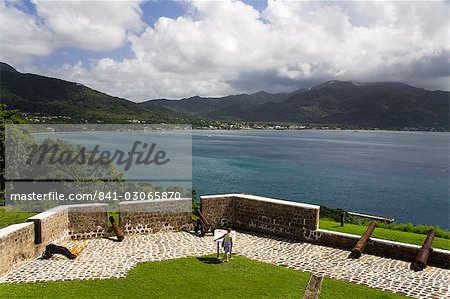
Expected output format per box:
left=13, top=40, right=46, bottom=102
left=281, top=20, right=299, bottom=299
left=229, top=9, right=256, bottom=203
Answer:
left=0, top=104, right=27, bottom=205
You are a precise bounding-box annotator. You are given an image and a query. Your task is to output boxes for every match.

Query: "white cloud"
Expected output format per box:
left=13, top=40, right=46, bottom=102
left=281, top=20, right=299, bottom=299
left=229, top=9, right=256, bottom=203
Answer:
left=0, top=0, right=144, bottom=66
left=0, top=1, right=52, bottom=64
left=3, top=0, right=449, bottom=100
left=32, top=0, right=144, bottom=51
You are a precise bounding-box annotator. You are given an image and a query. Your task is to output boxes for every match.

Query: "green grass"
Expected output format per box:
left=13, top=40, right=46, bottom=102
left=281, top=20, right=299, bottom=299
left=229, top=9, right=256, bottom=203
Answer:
left=320, top=277, right=408, bottom=299
left=319, top=206, right=449, bottom=239
left=0, top=255, right=408, bottom=299
left=320, top=219, right=450, bottom=250
left=108, top=211, right=119, bottom=226
left=0, top=207, right=36, bottom=229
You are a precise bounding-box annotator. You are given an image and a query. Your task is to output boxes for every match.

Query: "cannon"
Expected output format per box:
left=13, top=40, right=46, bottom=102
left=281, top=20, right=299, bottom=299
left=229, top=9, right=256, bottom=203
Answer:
left=109, top=216, right=125, bottom=242
left=348, top=221, right=376, bottom=259
left=42, top=244, right=77, bottom=260
left=193, top=207, right=214, bottom=237
left=410, top=230, right=435, bottom=271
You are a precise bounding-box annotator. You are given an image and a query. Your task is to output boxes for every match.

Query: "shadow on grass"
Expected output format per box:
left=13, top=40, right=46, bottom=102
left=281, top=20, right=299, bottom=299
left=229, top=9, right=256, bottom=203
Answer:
left=196, top=256, right=222, bottom=264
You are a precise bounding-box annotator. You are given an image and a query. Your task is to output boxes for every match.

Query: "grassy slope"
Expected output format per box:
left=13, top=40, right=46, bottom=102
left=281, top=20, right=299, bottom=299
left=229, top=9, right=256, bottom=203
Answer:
left=0, top=207, right=35, bottom=229
left=320, top=219, right=450, bottom=250
left=0, top=256, right=407, bottom=299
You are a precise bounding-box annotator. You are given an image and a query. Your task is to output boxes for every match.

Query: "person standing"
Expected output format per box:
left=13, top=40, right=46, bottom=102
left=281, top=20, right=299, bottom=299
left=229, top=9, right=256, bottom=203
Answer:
left=215, top=228, right=233, bottom=262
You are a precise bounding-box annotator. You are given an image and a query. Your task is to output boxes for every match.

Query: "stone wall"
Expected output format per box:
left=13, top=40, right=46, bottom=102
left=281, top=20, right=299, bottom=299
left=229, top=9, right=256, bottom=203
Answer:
left=26, top=204, right=108, bottom=243
left=0, top=223, right=35, bottom=277
left=66, top=204, right=108, bottom=239
left=201, top=194, right=320, bottom=238
left=27, top=205, right=69, bottom=253
left=201, top=195, right=234, bottom=227
left=0, top=203, right=109, bottom=277
left=119, top=199, right=192, bottom=234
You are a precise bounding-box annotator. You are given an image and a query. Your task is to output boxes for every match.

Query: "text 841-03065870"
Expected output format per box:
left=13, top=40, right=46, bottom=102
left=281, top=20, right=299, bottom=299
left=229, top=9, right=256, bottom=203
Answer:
left=8, top=191, right=182, bottom=202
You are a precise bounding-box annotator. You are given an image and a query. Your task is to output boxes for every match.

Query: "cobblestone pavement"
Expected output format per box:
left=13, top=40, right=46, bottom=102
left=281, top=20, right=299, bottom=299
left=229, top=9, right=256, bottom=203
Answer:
left=1, top=231, right=449, bottom=299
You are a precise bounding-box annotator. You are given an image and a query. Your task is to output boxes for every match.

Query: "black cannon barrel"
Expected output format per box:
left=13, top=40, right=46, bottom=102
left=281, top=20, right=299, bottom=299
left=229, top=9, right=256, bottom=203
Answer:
left=410, top=229, right=435, bottom=271
left=194, top=208, right=212, bottom=229
left=348, top=222, right=377, bottom=259
left=42, top=244, right=77, bottom=260
left=194, top=208, right=214, bottom=236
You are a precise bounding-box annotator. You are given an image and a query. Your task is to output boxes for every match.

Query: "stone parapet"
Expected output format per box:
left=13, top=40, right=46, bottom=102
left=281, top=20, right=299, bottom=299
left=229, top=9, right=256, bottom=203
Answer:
left=27, top=205, right=69, bottom=252
left=201, top=194, right=320, bottom=238
left=0, top=222, right=35, bottom=277
left=200, top=194, right=235, bottom=227
left=119, top=199, right=192, bottom=234
left=66, top=204, right=109, bottom=239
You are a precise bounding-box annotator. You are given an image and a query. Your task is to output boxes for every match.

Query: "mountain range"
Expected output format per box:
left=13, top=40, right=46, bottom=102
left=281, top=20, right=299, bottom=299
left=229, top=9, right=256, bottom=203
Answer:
left=142, top=80, right=449, bottom=130
left=0, top=62, right=181, bottom=123
left=1, top=62, right=448, bottom=130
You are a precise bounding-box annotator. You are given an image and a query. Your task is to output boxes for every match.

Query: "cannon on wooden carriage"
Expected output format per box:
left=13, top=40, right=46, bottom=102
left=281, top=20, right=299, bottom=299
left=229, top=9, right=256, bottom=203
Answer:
left=193, top=207, right=214, bottom=237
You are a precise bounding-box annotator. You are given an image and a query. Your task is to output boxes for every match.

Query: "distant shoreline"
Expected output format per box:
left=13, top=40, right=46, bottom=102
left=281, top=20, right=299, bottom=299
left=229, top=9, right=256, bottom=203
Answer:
left=31, top=128, right=449, bottom=135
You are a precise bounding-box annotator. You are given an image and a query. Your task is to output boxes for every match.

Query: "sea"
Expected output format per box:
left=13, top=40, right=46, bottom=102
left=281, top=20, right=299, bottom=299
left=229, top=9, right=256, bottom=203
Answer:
left=192, top=130, right=449, bottom=229
left=35, top=130, right=450, bottom=229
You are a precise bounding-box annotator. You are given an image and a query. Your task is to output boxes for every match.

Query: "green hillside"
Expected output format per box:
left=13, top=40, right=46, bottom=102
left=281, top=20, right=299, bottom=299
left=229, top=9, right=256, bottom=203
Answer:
left=0, top=62, right=183, bottom=123
left=2, top=62, right=448, bottom=130
left=143, top=80, right=449, bottom=130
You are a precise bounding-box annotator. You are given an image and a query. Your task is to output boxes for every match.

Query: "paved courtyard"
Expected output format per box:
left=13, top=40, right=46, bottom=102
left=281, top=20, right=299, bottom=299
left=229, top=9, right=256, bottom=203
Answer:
left=1, top=231, right=449, bottom=299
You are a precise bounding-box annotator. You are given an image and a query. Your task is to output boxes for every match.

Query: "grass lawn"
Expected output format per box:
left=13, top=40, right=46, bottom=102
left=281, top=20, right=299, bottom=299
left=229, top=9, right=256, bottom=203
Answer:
left=0, top=255, right=408, bottom=299
left=320, top=220, right=450, bottom=250
left=0, top=207, right=36, bottom=229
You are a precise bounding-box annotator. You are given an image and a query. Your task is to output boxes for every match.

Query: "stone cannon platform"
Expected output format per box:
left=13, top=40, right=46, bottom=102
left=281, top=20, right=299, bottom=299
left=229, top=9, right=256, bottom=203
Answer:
left=1, top=231, right=449, bottom=299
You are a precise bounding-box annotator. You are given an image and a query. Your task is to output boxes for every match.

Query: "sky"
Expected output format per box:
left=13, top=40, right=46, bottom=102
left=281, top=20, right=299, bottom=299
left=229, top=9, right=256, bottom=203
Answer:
left=0, top=0, right=449, bottom=102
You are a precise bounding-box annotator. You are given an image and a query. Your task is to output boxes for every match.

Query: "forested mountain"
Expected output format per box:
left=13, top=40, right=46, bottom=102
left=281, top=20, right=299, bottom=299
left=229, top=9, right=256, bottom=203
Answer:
left=141, top=91, right=290, bottom=116
left=0, top=62, right=180, bottom=123
left=1, top=62, right=448, bottom=130
left=143, top=80, right=449, bottom=130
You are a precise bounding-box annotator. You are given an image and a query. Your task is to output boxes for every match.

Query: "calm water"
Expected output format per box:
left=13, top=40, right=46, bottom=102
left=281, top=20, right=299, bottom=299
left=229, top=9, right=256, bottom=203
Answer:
left=193, top=130, right=449, bottom=229
left=36, top=130, right=449, bottom=228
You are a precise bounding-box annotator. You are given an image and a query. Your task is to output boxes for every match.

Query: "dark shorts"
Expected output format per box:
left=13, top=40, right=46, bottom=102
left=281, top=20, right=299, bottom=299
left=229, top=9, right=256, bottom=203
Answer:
left=223, top=242, right=231, bottom=253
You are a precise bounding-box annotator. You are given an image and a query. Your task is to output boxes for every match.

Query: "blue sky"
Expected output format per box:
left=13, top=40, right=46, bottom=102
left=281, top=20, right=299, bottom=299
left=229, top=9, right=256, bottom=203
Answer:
left=1, top=0, right=449, bottom=101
